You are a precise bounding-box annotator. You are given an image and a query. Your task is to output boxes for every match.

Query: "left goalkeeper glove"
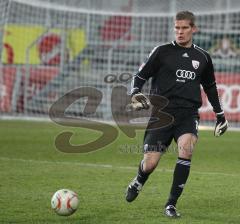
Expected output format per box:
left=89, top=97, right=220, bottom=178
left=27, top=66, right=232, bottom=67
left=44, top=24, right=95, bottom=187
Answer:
left=214, top=113, right=228, bottom=137
left=129, top=92, right=151, bottom=111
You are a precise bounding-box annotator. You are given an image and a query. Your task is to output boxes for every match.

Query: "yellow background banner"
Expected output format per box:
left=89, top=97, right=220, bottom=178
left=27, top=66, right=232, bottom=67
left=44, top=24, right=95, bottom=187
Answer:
left=2, top=24, right=86, bottom=64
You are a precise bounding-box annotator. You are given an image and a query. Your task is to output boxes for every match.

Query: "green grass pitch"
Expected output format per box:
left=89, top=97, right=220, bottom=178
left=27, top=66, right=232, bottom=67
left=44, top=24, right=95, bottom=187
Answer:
left=0, top=120, right=239, bottom=224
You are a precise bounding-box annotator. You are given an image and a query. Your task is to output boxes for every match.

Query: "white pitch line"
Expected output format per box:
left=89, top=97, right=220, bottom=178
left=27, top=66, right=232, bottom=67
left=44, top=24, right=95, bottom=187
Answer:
left=0, top=157, right=239, bottom=177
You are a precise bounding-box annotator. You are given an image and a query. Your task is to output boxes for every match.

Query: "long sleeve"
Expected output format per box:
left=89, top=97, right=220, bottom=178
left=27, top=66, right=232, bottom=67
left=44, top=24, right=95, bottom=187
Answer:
left=131, top=46, right=160, bottom=95
left=201, top=55, right=223, bottom=113
left=203, top=83, right=223, bottom=113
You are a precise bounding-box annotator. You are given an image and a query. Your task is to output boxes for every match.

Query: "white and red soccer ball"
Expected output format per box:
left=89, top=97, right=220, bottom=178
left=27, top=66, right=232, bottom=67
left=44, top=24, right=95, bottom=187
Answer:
left=51, top=189, right=79, bottom=216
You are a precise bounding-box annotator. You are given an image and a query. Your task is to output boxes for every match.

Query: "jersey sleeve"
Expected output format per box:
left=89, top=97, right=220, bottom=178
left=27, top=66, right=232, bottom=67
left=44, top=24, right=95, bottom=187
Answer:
left=201, top=55, right=223, bottom=114
left=131, top=46, right=160, bottom=95
left=200, top=55, right=215, bottom=88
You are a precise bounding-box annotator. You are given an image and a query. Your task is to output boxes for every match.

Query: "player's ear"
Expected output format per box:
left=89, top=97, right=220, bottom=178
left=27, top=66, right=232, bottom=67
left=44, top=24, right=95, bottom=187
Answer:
left=192, top=25, right=198, bottom=33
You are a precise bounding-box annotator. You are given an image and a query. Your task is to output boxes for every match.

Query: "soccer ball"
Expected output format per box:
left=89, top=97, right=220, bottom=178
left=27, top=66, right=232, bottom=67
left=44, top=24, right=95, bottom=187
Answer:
left=51, top=189, right=79, bottom=216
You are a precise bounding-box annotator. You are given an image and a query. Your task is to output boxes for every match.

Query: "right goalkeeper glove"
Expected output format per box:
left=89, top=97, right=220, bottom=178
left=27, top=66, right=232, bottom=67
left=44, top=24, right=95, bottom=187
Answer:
left=130, top=92, right=151, bottom=111
left=214, top=113, right=228, bottom=137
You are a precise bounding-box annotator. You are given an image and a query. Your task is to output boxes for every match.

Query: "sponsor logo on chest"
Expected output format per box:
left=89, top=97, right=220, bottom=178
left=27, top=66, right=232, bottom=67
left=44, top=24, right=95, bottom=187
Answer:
left=176, top=69, right=196, bottom=83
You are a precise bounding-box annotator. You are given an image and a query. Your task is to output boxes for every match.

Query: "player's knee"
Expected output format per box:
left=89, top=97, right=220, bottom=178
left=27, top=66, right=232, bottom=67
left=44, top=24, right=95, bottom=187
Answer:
left=177, top=134, right=197, bottom=159
left=143, top=158, right=159, bottom=173
left=143, top=161, right=158, bottom=173
left=142, top=152, right=161, bottom=173
left=178, top=145, right=193, bottom=159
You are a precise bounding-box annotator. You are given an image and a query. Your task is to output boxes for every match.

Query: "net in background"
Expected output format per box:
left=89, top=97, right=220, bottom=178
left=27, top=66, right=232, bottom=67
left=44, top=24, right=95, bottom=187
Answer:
left=0, top=0, right=240, bottom=127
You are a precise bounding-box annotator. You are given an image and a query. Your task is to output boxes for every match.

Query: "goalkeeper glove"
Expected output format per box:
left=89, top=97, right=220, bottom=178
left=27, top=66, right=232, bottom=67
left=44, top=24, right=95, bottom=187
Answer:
left=129, top=92, right=151, bottom=111
left=214, top=113, right=228, bottom=137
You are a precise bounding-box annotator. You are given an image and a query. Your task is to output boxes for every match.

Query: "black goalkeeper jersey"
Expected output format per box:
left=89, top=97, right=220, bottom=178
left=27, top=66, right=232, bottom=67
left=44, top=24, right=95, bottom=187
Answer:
left=131, top=41, right=219, bottom=111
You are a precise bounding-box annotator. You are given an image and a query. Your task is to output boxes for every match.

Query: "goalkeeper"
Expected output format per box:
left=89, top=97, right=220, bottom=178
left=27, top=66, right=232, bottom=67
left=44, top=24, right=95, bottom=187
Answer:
left=125, top=11, right=228, bottom=218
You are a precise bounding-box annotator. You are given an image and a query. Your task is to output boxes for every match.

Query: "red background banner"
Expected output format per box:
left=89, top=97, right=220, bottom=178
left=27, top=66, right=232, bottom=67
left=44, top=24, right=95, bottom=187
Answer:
left=1, top=68, right=240, bottom=122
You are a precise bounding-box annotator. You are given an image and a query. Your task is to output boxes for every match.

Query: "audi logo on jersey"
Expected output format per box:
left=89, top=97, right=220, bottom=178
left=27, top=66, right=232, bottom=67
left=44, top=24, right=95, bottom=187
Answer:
left=176, top=69, right=196, bottom=80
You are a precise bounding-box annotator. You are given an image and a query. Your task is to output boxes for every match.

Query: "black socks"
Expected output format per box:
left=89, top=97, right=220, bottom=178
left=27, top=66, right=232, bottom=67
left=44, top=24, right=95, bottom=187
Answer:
left=166, top=157, right=191, bottom=207
left=136, top=160, right=150, bottom=185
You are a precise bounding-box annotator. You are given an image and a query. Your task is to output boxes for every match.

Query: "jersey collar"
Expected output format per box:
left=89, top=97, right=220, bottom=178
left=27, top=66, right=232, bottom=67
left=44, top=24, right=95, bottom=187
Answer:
left=172, top=40, right=193, bottom=49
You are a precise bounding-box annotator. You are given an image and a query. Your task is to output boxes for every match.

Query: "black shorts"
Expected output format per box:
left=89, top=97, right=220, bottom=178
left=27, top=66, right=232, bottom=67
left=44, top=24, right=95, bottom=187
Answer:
left=143, top=108, right=199, bottom=153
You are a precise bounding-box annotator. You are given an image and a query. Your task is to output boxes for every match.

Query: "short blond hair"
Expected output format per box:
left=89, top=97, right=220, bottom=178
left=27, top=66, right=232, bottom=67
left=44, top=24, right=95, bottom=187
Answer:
left=175, top=11, right=196, bottom=27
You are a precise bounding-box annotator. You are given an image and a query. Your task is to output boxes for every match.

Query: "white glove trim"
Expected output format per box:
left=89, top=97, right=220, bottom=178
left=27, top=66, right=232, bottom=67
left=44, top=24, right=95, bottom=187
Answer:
left=214, top=120, right=228, bottom=137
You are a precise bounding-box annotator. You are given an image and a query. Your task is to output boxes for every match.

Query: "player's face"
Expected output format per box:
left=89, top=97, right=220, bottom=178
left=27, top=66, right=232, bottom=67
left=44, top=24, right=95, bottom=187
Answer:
left=174, top=20, right=197, bottom=47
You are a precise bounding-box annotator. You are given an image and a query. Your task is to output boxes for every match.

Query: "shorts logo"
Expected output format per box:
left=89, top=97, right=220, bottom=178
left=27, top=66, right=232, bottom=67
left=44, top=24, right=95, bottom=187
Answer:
left=176, top=69, right=196, bottom=80
left=192, top=60, right=200, bottom=69
left=144, top=144, right=149, bottom=151
left=195, top=119, right=199, bottom=131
